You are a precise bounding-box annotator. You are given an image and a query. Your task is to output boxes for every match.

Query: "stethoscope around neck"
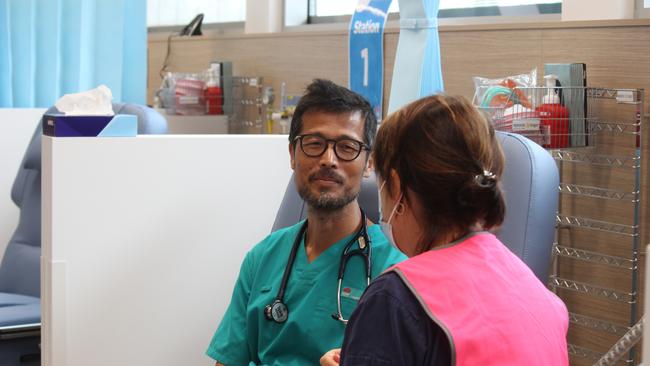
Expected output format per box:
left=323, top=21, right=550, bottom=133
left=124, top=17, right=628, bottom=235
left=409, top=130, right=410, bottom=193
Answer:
left=264, top=209, right=372, bottom=325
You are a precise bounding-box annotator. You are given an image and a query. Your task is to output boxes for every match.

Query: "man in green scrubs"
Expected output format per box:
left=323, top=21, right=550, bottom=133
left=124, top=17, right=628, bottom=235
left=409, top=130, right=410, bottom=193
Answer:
left=206, top=79, right=406, bottom=365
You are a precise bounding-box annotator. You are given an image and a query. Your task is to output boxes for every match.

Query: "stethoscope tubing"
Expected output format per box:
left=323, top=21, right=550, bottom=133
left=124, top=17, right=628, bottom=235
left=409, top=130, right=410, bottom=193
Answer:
left=266, top=209, right=371, bottom=324
left=276, top=223, right=306, bottom=302
left=334, top=235, right=372, bottom=324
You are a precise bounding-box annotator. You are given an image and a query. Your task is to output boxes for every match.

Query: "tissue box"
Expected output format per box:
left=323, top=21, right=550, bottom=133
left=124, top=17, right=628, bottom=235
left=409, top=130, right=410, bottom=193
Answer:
left=42, top=114, right=137, bottom=137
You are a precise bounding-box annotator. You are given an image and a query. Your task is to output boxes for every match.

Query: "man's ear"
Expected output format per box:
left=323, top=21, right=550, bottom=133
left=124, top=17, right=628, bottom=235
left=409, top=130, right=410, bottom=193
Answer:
left=289, top=142, right=296, bottom=171
left=363, top=155, right=373, bottom=178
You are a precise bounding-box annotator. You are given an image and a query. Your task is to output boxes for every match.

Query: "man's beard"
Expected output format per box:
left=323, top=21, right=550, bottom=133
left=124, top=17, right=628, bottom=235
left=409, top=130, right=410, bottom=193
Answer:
left=296, top=168, right=359, bottom=212
left=298, top=187, right=358, bottom=212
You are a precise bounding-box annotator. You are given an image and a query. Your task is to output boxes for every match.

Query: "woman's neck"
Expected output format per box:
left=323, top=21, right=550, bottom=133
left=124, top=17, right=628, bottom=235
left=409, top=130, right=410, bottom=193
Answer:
left=429, top=223, right=485, bottom=251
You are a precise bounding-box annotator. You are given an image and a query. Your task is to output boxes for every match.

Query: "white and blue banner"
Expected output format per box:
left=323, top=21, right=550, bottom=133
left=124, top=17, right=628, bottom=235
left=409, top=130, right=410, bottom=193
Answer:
left=388, top=0, right=444, bottom=114
left=349, top=0, right=392, bottom=120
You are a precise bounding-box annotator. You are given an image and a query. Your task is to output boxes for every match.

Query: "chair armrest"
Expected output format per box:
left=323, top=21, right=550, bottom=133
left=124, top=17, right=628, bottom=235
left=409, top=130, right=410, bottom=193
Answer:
left=0, top=322, right=40, bottom=340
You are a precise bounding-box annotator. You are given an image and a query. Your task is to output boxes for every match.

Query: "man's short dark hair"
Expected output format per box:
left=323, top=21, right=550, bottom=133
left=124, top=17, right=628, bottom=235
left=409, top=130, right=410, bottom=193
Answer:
left=289, top=79, right=377, bottom=149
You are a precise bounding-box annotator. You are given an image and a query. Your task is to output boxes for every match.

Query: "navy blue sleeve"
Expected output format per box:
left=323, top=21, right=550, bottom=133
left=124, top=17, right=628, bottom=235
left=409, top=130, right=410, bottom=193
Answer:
left=339, top=272, right=451, bottom=366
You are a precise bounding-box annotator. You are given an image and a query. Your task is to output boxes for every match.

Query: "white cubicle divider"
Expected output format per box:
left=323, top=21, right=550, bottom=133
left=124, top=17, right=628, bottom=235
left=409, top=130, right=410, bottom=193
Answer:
left=0, top=109, right=45, bottom=262
left=42, top=135, right=293, bottom=366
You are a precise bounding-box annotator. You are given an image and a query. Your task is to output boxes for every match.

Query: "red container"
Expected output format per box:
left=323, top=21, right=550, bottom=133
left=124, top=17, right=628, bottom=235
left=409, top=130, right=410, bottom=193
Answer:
left=536, top=103, right=569, bottom=148
left=205, top=86, right=223, bottom=115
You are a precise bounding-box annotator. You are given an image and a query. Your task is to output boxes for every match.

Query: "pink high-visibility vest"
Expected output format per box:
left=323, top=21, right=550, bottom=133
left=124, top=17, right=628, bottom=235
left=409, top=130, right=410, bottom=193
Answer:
left=391, top=232, right=568, bottom=366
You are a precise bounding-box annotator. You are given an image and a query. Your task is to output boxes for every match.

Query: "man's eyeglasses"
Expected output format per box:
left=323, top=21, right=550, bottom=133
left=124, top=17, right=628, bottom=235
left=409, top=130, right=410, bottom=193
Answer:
left=294, top=134, right=370, bottom=162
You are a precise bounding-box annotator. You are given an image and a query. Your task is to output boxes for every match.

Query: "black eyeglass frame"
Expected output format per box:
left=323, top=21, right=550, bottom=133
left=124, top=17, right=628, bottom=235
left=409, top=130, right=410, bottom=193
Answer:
left=293, top=134, right=370, bottom=162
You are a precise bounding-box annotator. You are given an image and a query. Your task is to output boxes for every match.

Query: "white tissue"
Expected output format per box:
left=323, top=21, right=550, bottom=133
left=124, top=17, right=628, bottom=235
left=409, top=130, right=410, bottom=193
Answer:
left=55, top=85, right=115, bottom=116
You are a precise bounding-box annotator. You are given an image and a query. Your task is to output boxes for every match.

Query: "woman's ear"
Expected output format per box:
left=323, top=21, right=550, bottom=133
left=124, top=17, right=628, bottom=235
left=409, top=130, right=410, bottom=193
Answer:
left=389, top=169, right=402, bottom=197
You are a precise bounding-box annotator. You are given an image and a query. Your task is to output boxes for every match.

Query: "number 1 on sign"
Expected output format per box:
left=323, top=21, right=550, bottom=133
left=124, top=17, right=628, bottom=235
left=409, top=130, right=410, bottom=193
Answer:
left=361, top=48, right=368, bottom=87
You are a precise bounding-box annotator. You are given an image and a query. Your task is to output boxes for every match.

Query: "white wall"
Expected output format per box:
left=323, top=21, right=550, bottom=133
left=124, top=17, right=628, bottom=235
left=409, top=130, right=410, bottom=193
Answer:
left=562, top=0, right=635, bottom=20
left=245, top=0, right=283, bottom=33
left=0, top=109, right=44, bottom=262
left=42, top=134, right=293, bottom=366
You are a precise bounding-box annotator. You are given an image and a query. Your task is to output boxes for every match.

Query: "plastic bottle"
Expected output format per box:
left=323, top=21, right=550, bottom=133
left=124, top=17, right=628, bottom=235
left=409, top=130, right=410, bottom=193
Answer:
left=536, top=74, right=570, bottom=148
left=204, top=70, right=223, bottom=115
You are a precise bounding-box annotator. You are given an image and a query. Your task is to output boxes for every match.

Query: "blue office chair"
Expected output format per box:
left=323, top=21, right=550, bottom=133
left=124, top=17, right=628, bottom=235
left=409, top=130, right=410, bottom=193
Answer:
left=495, top=131, right=559, bottom=281
left=0, top=103, right=167, bottom=366
left=272, top=131, right=559, bottom=282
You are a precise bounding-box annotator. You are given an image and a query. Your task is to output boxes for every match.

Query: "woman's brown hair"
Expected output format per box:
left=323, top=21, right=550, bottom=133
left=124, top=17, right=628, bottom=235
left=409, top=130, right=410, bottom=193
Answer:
left=373, top=94, right=506, bottom=253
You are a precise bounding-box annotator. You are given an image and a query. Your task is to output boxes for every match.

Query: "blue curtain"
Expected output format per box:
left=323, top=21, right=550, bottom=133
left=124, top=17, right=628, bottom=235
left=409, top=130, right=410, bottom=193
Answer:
left=0, top=0, right=146, bottom=108
left=388, top=0, right=443, bottom=114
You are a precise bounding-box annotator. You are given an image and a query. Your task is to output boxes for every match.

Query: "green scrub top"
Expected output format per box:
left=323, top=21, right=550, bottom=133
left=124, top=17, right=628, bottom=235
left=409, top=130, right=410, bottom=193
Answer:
left=206, top=220, right=407, bottom=365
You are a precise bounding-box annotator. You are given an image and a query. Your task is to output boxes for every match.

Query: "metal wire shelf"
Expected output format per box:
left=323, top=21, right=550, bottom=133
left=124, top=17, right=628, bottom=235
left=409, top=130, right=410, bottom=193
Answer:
left=569, top=343, right=636, bottom=365
left=588, top=120, right=641, bottom=135
left=569, top=343, right=604, bottom=362
left=558, top=183, right=639, bottom=202
left=476, top=85, right=644, bottom=364
left=556, top=215, right=638, bottom=237
left=554, top=245, right=636, bottom=270
left=548, top=276, right=635, bottom=304
left=587, top=88, right=643, bottom=104
left=550, top=150, right=641, bottom=169
left=569, top=312, right=630, bottom=336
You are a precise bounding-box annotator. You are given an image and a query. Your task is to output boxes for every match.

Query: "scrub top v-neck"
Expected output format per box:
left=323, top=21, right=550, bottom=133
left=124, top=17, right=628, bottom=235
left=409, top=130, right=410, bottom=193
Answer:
left=206, top=220, right=407, bottom=366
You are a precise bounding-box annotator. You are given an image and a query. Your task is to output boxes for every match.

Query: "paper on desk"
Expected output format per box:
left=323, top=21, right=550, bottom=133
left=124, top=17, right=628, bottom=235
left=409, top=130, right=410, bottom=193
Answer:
left=54, top=85, right=114, bottom=116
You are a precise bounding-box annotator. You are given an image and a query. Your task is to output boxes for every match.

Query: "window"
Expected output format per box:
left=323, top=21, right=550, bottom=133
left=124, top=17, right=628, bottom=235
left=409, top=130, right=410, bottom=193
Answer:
left=309, top=0, right=561, bottom=18
left=147, top=0, right=245, bottom=27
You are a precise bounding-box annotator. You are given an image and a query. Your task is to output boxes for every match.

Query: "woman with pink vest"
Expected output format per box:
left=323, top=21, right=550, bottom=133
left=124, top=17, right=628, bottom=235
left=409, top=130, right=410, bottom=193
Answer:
left=321, top=95, right=568, bottom=366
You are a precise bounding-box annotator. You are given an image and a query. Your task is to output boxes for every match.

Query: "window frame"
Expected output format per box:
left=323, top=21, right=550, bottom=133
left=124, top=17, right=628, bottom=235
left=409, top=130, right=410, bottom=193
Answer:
left=307, top=2, right=562, bottom=25
left=146, top=0, right=650, bottom=35
left=146, top=0, right=247, bottom=32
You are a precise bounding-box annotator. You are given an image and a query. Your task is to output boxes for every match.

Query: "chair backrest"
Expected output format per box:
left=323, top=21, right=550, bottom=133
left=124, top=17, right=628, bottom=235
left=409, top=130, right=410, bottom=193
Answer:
left=113, top=103, right=168, bottom=135
left=0, top=103, right=167, bottom=297
left=272, top=131, right=559, bottom=282
left=495, top=131, right=558, bottom=281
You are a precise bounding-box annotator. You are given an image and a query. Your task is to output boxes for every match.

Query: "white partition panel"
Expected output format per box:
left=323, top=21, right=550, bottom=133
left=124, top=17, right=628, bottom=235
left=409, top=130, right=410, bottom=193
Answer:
left=42, top=135, right=293, bottom=366
left=0, top=109, right=44, bottom=261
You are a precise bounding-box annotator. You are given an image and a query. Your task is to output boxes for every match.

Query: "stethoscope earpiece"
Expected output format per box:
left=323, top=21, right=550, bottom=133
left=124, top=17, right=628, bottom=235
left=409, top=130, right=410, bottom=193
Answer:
left=331, top=312, right=348, bottom=324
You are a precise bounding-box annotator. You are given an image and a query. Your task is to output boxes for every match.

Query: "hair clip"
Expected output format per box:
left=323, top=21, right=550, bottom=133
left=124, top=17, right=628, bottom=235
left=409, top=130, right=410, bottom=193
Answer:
left=474, top=170, right=496, bottom=188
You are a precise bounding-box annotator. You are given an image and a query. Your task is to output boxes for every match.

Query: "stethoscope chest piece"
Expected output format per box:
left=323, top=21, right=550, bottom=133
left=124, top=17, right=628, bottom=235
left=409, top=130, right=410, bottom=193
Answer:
left=265, top=300, right=289, bottom=323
